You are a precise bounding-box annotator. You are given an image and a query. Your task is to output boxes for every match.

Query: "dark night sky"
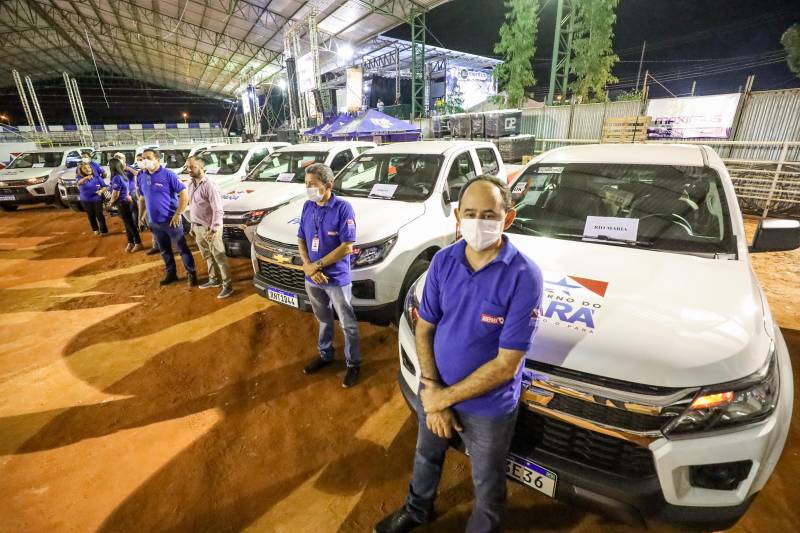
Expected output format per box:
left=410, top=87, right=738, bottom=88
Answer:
left=1, top=0, right=799, bottom=126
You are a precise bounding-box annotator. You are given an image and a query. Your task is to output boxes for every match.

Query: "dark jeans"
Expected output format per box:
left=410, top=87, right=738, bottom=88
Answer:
left=150, top=220, right=195, bottom=276
left=81, top=200, right=107, bottom=234
left=305, top=281, right=361, bottom=367
left=405, top=403, right=519, bottom=533
left=116, top=200, right=141, bottom=244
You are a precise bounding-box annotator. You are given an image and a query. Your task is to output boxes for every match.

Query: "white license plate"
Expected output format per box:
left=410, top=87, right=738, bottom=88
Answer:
left=267, top=287, right=298, bottom=308
left=0, top=195, right=15, bottom=201
left=506, top=453, right=557, bottom=498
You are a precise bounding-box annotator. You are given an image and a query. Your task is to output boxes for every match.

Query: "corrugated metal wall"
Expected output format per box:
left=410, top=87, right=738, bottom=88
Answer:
left=729, top=89, right=800, bottom=161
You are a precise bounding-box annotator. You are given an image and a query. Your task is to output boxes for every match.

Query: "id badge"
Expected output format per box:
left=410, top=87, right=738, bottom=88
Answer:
left=311, top=237, right=320, bottom=252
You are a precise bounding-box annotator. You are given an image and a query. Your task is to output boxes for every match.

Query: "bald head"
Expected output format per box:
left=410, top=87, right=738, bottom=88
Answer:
left=458, top=176, right=513, bottom=222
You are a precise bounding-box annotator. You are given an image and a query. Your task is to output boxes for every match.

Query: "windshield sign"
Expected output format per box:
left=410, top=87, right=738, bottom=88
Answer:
left=246, top=151, right=326, bottom=182
left=200, top=150, right=247, bottom=175
left=8, top=152, right=62, bottom=169
left=508, top=163, right=736, bottom=254
left=334, top=154, right=443, bottom=202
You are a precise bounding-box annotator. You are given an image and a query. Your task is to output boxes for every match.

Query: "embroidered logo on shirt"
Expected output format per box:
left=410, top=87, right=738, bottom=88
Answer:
left=480, top=313, right=505, bottom=325
left=346, top=218, right=355, bottom=227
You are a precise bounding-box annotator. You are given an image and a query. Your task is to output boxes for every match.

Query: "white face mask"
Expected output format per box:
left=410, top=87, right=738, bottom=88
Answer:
left=140, top=159, right=152, bottom=171
left=306, top=187, right=324, bottom=202
left=460, top=218, right=504, bottom=252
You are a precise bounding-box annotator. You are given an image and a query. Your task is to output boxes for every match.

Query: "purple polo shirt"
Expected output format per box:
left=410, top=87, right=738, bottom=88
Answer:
left=77, top=174, right=106, bottom=202
left=297, top=194, right=357, bottom=287
left=110, top=174, right=131, bottom=201
left=138, top=165, right=185, bottom=223
left=418, top=236, right=544, bottom=416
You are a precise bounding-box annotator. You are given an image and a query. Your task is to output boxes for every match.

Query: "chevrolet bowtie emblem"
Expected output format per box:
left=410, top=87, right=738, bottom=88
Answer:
left=273, top=254, right=292, bottom=264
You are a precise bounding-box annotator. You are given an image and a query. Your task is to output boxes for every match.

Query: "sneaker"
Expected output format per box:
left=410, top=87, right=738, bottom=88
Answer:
left=187, top=272, right=198, bottom=287
left=303, top=357, right=332, bottom=375
left=93, top=230, right=100, bottom=235
left=125, top=243, right=134, bottom=253
left=342, top=366, right=360, bottom=388
left=217, top=284, right=234, bottom=299
left=199, top=279, right=222, bottom=289
left=159, top=272, right=178, bottom=286
left=373, top=507, right=425, bottom=533
left=146, top=247, right=160, bottom=255
left=130, top=243, right=143, bottom=253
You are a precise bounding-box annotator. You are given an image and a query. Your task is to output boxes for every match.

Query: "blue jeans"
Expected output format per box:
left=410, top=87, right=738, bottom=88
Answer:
left=405, top=402, right=519, bottom=533
left=151, top=220, right=195, bottom=276
left=305, top=281, right=361, bottom=367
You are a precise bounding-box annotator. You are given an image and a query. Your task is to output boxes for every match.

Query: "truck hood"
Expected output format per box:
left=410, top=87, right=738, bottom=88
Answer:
left=0, top=167, right=55, bottom=182
left=221, top=181, right=306, bottom=212
left=257, top=195, right=426, bottom=245
left=415, top=235, right=771, bottom=388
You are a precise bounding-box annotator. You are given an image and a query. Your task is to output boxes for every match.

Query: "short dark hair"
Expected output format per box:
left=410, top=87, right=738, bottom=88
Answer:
left=305, top=162, right=334, bottom=185
left=142, top=148, right=161, bottom=159
left=186, top=155, right=204, bottom=167
left=80, top=150, right=93, bottom=156
left=457, top=175, right=513, bottom=211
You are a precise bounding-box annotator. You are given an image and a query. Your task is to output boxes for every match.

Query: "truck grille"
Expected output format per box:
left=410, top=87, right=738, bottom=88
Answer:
left=512, top=410, right=656, bottom=479
left=546, top=394, right=667, bottom=433
left=223, top=226, right=246, bottom=240
left=256, top=260, right=306, bottom=293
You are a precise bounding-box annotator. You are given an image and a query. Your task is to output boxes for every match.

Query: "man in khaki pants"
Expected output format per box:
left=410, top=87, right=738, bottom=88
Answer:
left=186, top=156, right=233, bottom=299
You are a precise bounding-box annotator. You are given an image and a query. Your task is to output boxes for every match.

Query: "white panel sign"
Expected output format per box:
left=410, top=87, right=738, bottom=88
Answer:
left=646, top=93, right=741, bottom=139
left=583, top=216, right=639, bottom=242
left=346, top=68, right=363, bottom=113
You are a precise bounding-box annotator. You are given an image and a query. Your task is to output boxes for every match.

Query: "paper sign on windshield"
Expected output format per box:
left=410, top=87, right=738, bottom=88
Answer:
left=32, top=163, right=46, bottom=168
left=276, top=172, right=295, bottom=182
left=583, top=216, right=639, bottom=242
left=538, top=166, right=564, bottom=174
left=369, top=183, right=398, bottom=198
left=206, top=166, right=219, bottom=174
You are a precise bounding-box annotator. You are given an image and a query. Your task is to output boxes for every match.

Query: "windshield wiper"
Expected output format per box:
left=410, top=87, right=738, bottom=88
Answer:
left=509, top=220, right=543, bottom=236
left=579, top=234, right=654, bottom=247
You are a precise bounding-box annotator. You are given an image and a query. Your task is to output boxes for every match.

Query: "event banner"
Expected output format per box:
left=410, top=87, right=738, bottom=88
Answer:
left=646, top=93, right=741, bottom=139
left=346, top=67, right=363, bottom=112
left=446, top=67, right=496, bottom=110
left=296, top=53, right=315, bottom=93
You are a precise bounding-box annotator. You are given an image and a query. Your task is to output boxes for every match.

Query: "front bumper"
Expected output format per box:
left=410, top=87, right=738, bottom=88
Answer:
left=395, top=318, right=780, bottom=530
left=222, top=223, right=255, bottom=258
left=0, top=183, right=52, bottom=204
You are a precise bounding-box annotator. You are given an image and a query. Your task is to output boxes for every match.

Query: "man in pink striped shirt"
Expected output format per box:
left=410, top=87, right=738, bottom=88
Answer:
left=187, top=156, right=234, bottom=299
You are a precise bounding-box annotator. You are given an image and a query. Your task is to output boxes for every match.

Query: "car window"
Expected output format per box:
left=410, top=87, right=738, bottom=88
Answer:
left=476, top=148, right=500, bottom=176
left=446, top=151, right=478, bottom=200
left=7, top=151, right=62, bottom=169
left=335, top=153, right=444, bottom=202
left=508, top=163, right=736, bottom=254
left=67, top=151, right=80, bottom=159
left=200, top=150, right=247, bottom=175
left=246, top=151, right=326, bottom=182
left=161, top=149, right=191, bottom=168
left=330, top=151, right=352, bottom=173
left=247, top=148, right=270, bottom=172
left=96, top=150, right=135, bottom=165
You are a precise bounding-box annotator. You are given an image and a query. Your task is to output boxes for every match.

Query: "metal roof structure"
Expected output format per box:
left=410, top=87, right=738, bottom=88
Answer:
left=0, top=0, right=449, bottom=98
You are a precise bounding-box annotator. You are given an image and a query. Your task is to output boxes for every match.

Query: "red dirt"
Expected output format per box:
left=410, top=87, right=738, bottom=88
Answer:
left=0, top=205, right=797, bottom=533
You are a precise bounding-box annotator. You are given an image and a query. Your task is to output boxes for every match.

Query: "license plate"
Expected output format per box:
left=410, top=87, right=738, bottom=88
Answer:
left=506, top=453, right=557, bottom=498
left=267, top=287, right=298, bottom=308
left=0, top=195, right=15, bottom=201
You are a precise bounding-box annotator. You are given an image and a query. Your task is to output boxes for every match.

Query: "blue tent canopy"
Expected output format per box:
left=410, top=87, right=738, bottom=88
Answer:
left=304, top=116, right=336, bottom=135
left=316, top=114, right=355, bottom=138
left=329, top=109, right=420, bottom=140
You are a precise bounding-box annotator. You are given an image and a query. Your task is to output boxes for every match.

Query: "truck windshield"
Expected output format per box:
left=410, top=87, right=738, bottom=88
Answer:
left=200, top=150, right=246, bottom=175
left=334, top=154, right=443, bottom=202
left=161, top=149, right=191, bottom=169
left=95, top=150, right=135, bottom=165
left=7, top=152, right=62, bottom=169
left=507, top=163, right=736, bottom=254
left=246, top=151, right=326, bottom=182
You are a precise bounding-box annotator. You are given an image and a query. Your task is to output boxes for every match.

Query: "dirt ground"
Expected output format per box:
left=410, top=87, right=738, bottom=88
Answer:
left=0, top=205, right=797, bottom=533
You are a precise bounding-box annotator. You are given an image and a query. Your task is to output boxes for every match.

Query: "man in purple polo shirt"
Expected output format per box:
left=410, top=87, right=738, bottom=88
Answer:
left=375, top=176, right=543, bottom=533
left=137, top=148, right=197, bottom=287
left=298, top=163, right=362, bottom=388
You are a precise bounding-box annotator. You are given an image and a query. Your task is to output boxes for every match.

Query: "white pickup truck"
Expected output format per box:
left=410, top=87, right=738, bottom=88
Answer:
left=251, top=140, right=507, bottom=325
left=160, top=142, right=222, bottom=172
left=1, top=145, right=92, bottom=211
left=178, top=142, right=290, bottom=189
left=398, top=143, right=798, bottom=530
left=221, top=141, right=374, bottom=257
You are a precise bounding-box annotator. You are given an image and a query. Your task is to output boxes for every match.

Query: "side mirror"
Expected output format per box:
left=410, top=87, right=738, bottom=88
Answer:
left=749, top=219, right=800, bottom=253
left=442, top=187, right=451, bottom=204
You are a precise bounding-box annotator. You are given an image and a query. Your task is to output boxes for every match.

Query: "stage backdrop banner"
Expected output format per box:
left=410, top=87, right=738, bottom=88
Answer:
left=446, top=67, right=496, bottom=110
left=646, top=93, right=741, bottom=139
left=297, top=53, right=316, bottom=93
left=346, top=68, right=363, bottom=112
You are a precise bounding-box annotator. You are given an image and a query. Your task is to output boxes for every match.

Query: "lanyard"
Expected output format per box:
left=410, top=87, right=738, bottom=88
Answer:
left=313, top=204, right=327, bottom=237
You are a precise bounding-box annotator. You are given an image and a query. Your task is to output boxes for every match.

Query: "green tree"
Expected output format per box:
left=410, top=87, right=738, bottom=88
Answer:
left=493, top=0, right=540, bottom=108
left=570, top=0, right=620, bottom=102
left=782, top=24, right=800, bottom=78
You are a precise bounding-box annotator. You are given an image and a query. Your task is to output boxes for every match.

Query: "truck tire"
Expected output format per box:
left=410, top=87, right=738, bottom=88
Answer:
left=1, top=205, right=18, bottom=212
left=396, top=258, right=431, bottom=323
left=54, top=188, right=69, bottom=209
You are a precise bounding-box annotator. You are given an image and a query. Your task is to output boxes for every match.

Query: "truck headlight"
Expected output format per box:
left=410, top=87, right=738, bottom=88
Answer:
left=663, top=343, right=779, bottom=437
left=26, top=176, right=48, bottom=185
left=403, top=277, right=421, bottom=334
left=351, top=235, right=397, bottom=268
left=245, top=203, right=288, bottom=226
